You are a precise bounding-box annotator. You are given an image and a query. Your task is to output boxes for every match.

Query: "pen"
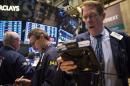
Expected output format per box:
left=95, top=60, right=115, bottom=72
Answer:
left=18, top=76, right=24, bottom=81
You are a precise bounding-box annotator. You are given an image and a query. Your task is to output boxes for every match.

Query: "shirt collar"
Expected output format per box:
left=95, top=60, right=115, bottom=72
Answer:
left=90, top=26, right=109, bottom=40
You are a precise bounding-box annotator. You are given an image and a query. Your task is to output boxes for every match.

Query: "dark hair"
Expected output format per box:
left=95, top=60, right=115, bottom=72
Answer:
left=28, top=28, right=50, bottom=40
left=82, top=1, right=104, bottom=15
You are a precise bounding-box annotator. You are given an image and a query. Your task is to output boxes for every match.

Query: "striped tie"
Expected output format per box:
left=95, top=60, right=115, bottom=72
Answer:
left=95, top=34, right=103, bottom=62
left=94, top=34, right=105, bottom=86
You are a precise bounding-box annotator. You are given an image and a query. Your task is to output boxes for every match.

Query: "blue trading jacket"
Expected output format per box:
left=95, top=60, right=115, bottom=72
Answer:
left=0, top=46, right=34, bottom=85
left=31, top=44, right=59, bottom=86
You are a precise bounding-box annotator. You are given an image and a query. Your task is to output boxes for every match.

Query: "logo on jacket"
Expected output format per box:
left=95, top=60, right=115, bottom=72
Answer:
left=49, top=60, right=57, bottom=66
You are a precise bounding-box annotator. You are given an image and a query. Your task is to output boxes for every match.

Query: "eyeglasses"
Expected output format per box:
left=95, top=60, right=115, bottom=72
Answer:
left=83, top=13, right=99, bottom=20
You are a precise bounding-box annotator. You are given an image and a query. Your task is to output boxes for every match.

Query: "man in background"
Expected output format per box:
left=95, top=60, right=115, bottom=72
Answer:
left=31, top=28, right=59, bottom=86
left=15, top=28, right=59, bottom=86
left=0, top=31, right=34, bottom=85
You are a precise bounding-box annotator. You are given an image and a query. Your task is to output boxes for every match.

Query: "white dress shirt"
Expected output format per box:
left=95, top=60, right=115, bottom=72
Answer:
left=90, top=28, right=123, bottom=86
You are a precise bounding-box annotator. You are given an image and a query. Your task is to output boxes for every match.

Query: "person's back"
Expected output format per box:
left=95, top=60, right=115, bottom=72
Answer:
left=0, top=31, right=34, bottom=85
left=0, top=46, right=28, bottom=84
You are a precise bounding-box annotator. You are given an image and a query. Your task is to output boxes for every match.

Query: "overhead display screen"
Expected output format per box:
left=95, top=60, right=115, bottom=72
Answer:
left=24, top=22, right=58, bottom=44
left=0, top=20, right=22, bottom=41
left=58, top=29, right=74, bottom=42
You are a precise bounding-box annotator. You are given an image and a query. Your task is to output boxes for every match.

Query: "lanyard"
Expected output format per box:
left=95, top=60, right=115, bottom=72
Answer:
left=35, top=53, right=44, bottom=70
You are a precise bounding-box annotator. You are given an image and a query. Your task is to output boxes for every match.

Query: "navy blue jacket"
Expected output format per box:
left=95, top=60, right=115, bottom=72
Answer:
left=31, top=44, right=59, bottom=86
left=0, top=46, right=34, bottom=85
left=54, top=28, right=130, bottom=86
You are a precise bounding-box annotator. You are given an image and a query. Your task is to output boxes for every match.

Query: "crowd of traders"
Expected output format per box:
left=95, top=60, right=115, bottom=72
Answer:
left=1, top=1, right=130, bottom=86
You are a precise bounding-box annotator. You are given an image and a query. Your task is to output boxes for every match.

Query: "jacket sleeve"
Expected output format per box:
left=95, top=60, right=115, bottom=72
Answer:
left=15, top=54, right=34, bottom=78
left=119, top=32, right=130, bottom=77
left=125, top=35, right=130, bottom=76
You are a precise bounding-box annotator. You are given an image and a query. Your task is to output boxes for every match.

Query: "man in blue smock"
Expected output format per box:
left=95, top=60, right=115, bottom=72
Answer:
left=0, top=31, right=34, bottom=85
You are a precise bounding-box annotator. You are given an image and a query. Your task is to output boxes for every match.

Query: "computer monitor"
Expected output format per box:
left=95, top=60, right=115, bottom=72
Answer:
left=0, top=20, right=22, bottom=41
left=24, top=22, right=58, bottom=45
left=58, top=29, right=74, bottom=42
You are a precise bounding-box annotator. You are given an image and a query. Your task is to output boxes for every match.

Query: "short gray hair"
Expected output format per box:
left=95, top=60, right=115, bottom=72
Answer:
left=3, top=31, right=20, bottom=46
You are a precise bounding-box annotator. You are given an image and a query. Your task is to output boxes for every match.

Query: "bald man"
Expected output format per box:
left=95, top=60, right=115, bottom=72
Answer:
left=0, top=31, right=34, bottom=85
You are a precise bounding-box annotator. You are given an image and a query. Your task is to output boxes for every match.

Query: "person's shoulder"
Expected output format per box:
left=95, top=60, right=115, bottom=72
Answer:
left=105, top=27, right=129, bottom=38
left=46, top=44, right=58, bottom=55
left=106, top=27, right=126, bottom=35
left=76, top=32, right=88, bottom=38
left=49, top=44, right=57, bottom=51
left=75, top=32, right=90, bottom=41
left=46, top=45, right=59, bottom=59
left=113, top=30, right=125, bottom=35
left=111, top=29, right=129, bottom=38
left=8, top=49, right=23, bottom=56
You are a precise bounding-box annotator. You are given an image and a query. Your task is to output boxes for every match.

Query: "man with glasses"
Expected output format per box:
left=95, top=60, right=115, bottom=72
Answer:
left=56, top=1, right=130, bottom=86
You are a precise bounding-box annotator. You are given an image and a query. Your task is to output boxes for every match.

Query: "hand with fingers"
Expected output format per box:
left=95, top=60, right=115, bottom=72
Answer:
left=57, top=57, right=77, bottom=73
left=14, top=77, right=31, bottom=86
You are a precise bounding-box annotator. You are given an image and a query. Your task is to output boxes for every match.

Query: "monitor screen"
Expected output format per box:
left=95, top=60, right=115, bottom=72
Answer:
left=24, top=22, right=58, bottom=45
left=58, top=29, right=74, bottom=42
left=0, top=20, right=22, bottom=41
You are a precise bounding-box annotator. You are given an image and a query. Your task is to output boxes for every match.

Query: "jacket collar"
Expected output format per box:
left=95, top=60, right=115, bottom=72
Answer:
left=105, top=27, right=120, bottom=56
left=105, top=27, right=121, bottom=74
left=3, top=45, right=16, bottom=51
left=86, top=27, right=120, bottom=55
left=84, top=32, right=91, bottom=40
